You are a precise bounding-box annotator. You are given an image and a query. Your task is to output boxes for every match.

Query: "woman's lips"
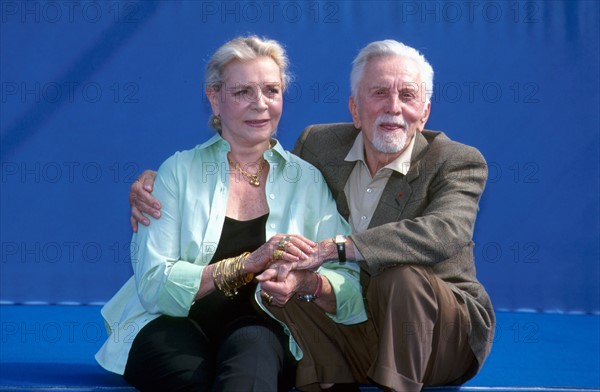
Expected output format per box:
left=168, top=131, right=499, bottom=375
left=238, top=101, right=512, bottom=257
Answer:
left=246, top=119, right=269, bottom=127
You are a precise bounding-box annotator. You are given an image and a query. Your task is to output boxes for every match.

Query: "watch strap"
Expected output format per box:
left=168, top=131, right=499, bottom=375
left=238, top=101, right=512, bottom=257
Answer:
left=335, top=236, right=347, bottom=263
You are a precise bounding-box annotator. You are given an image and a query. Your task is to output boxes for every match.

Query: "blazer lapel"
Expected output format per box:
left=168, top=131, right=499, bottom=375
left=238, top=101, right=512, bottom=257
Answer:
left=405, top=130, right=429, bottom=183
left=369, top=173, right=412, bottom=227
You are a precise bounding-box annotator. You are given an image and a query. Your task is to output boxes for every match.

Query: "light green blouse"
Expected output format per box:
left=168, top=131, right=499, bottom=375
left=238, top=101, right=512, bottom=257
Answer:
left=96, top=134, right=367, bottom=375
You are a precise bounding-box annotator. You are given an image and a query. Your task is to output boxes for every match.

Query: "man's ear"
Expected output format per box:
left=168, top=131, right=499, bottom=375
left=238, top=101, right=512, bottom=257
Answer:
left=418, top=102, right=431, bottom=131
left=349, top=96, right=361, bottom=129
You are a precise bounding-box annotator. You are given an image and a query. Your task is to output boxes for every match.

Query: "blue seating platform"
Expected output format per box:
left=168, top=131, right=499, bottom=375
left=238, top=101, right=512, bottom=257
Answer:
left=1, top=305, right=598, bottom=391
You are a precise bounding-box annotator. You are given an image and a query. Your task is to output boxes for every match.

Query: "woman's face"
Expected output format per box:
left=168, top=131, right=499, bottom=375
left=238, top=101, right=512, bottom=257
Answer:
left=208, top=57, right=283, bottom=148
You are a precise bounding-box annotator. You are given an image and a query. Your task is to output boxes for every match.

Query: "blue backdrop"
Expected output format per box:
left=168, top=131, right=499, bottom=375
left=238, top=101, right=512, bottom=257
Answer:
left=1, top=0, right=599, bottom=314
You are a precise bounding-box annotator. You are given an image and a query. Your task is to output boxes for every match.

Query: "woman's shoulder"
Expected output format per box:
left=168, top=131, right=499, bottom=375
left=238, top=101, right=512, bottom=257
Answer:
left=159, top=135, right=225, bottom=170
left=158, top=147, right=198, bottom=172
left=277, top=149, right=330, bottom=189
left=272, top=141, right=318, bottom=170
left=158, top=138, right=228, bottom=181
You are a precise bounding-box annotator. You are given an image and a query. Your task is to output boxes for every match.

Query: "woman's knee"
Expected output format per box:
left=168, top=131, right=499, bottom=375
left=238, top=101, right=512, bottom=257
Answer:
left=219, top=325, right=285, bottom=364
left=215, top=325, right=288, bottom=391
left=124, top=316, right=213, bottom=391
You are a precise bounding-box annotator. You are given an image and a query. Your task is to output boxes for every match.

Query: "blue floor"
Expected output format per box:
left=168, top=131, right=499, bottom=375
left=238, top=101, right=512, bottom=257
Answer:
left=1, top=306, right=599, bottom=391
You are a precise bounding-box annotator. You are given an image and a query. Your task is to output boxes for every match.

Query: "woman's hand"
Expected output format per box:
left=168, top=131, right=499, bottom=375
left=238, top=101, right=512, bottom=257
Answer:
left=256, top=237, right=338, bottom=280
left=257, top=267, right=336, bottom=313
left=256, top=268, right=307, bottom=306
left=243, top=234, right=316, bottom=275
left=130, top=170, right=160, bottom=232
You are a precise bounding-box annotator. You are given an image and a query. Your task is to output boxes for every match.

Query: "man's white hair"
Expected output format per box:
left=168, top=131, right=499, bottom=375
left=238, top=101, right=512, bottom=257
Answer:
left=350, top=40, right=434, bottom=104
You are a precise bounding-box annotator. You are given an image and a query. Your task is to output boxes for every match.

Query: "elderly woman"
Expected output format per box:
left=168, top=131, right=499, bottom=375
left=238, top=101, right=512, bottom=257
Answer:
left=95, top=36, right=365, bottom=391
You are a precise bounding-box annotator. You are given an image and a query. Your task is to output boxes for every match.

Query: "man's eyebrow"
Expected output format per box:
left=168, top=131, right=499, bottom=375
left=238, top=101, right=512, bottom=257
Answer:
left=367, top=84, right=420, bottom=93
left=367, top=85, right=390, bottom=91
left=226, top=82, right=281, bottom=90
left=400, top=83, right=419, bottom=90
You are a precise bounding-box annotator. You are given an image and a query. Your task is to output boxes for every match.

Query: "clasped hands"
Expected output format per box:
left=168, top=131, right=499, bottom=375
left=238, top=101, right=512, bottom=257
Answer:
left=248, top=233, right=337, bottom=307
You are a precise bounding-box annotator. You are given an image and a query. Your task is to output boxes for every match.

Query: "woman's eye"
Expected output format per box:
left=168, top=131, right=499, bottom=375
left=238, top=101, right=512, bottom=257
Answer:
left=265, top=87, right=280, bottom=96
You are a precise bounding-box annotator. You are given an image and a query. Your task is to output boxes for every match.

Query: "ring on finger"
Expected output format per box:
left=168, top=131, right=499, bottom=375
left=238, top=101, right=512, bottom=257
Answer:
left=277, top=236, right=290, bottom=250
left=262, top=292, right=274, bottom=305
left=273, top=249, right=285, bottom=260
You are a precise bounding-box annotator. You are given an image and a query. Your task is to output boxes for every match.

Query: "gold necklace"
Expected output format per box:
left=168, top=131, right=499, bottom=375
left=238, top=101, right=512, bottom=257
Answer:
left=228, top=156, right=267, bottom=187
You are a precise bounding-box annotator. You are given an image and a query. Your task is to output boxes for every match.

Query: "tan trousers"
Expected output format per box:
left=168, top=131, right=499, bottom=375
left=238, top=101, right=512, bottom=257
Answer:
left=269, top=265, right=477, bottom=392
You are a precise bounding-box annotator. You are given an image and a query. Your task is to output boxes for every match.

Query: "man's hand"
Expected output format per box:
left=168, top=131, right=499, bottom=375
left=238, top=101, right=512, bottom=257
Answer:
left=130, top=170, right=160, bottom=232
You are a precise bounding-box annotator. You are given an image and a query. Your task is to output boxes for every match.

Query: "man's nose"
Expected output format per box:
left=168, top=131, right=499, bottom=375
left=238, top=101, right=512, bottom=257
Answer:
left=386, top=94, right=403, bottom=114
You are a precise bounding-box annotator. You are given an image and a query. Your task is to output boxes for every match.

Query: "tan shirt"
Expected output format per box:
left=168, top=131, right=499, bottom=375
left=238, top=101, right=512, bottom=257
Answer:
left=343, top=132, right=416, bottom=233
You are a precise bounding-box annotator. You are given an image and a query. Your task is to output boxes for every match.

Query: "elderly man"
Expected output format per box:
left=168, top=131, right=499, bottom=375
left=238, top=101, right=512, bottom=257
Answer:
left=130, top=40, right=494, bottom=391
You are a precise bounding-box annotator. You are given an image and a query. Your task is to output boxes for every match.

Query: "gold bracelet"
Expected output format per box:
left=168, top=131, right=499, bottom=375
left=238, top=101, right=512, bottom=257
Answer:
left=212, top=252, right=253, bottom=298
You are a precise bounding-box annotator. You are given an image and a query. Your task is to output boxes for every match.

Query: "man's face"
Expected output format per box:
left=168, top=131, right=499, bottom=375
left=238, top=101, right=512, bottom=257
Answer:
left=349, top=55, right=430, bottom=157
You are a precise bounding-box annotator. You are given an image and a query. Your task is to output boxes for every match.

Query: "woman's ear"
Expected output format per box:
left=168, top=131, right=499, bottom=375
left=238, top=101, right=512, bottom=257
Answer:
left=206, top=87, right=220, bottom=116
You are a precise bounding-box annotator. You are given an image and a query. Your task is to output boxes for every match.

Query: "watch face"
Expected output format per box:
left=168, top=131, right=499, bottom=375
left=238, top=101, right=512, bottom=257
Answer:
left=335, top=235, right=347, bottom=244
left=298, top=294, right=317, bottom=302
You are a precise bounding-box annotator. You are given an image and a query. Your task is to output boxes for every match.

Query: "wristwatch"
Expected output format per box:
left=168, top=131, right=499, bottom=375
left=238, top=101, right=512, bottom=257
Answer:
left=333, top=235, right=347, bottom=263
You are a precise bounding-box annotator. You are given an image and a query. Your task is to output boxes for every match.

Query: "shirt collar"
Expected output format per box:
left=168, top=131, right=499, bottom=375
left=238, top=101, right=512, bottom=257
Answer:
left=198, top=133, right=291, bottom=162
left=344, top=132, right=416, bottom=175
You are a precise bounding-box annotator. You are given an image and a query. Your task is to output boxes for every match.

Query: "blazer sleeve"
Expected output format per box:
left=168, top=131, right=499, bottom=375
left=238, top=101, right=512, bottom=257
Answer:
left=350, top=143, right=488, bottom=275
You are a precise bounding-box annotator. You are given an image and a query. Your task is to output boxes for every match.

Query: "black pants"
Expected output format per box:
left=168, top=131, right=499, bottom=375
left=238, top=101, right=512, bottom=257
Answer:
left=123, top=315, right=295, bottom=392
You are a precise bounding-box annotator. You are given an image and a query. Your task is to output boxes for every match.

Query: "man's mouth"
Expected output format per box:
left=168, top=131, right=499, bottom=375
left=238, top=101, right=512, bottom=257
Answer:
left=379, top=122, right=404, bottom=131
